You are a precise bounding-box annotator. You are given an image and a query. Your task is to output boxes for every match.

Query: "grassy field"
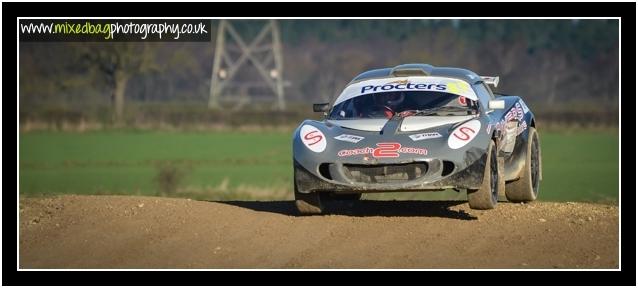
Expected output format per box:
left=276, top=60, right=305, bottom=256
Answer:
left=19, top=129, right=619, bottom=203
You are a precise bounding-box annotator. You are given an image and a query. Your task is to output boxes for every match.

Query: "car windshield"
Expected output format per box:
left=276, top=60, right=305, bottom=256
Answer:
left=328, top=91, right=479, bottom=120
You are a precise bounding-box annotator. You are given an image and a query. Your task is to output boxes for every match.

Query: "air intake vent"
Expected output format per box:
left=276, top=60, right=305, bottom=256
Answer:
left=391, top=68, right=428, bottom=77
left=390, top=64, right=433, bottom=77
left=442, top=161, right=455, bottom=177
left=319, top=163, right=332, bottom=180
left=342, top=162, right=428, bottom=184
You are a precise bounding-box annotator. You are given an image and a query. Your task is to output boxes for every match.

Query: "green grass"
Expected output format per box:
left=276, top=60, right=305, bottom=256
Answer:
left=537, top=131, right=619, bottom=203
left=19, top=129, right=619, bottom=203
left=19, top=131, right=293, bottom=200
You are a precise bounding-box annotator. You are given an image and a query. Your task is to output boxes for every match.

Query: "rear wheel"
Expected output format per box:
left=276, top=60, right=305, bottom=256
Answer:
left=505, top=127, right=541, bottom=202
left=467, top=140, right=500, bottom=210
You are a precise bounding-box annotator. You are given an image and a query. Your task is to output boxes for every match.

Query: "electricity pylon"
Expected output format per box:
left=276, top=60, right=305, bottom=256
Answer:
left=208, top=20, right=286, bottom=110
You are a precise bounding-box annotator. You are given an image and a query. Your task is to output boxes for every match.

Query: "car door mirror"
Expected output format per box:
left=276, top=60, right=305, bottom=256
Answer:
left=488, top=100, right=505, bottom=110
left=313, top=103, right=331, bottom=112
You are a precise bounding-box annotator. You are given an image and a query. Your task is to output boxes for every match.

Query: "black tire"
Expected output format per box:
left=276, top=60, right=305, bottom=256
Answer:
left=293, top=175, right=324, bottom=215
left=505, top=127, right=541, bottom=202
left=467, top=140, right=500, bottom=210
left=497, top=156, right=507, bottom=202
left=327, top=193, right=362, bottom=201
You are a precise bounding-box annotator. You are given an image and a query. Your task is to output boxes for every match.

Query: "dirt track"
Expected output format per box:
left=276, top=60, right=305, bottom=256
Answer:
left=19, top=195, right=618, bottom=269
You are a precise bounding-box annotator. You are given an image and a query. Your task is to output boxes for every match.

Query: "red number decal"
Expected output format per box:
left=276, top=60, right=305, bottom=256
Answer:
left=304, top=131, right=323, bottom=146
left=373, top=142, right=401, bottom=158
left=453, top=126, right=476, bottom=141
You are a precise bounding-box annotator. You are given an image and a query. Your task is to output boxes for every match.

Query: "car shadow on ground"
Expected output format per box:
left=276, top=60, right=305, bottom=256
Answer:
left=216, top=200, right=478, bottom=220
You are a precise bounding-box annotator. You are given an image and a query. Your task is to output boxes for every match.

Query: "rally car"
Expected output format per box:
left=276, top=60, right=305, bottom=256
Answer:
left=292, top=64, right=541, bottom=214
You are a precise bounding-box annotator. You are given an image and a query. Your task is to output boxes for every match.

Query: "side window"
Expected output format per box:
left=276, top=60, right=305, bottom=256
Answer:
left=473, top=83, right=492, bottom=111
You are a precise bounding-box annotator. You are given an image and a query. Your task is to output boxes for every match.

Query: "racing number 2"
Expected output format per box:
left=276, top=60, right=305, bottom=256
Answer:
left=373, top=142, right=401, bottom=158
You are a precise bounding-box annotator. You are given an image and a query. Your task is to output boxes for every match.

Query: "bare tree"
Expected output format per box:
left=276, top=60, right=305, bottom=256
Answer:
left=82, top=42, right=159, bottom=123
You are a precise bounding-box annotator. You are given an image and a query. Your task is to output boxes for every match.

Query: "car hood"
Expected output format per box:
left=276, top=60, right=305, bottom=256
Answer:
left=326, top=115, right=475, bottom=132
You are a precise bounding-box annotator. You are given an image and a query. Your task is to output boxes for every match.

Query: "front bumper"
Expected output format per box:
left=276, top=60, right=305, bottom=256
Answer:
left=294, top=153, right=488, bottom=194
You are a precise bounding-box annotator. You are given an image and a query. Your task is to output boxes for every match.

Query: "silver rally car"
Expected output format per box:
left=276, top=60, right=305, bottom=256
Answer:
left=292, top=64, right=542, bottom=214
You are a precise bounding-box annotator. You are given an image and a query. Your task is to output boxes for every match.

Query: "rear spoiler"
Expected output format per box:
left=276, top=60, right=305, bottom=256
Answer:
left=481, top=76, right=499, bottom=88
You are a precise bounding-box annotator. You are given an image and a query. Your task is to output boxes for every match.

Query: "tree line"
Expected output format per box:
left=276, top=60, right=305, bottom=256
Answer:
left=19, top=19, right=618, bottom=123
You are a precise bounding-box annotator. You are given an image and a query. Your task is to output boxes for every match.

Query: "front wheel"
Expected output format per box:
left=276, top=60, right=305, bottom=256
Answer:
left=294, top=191, right=325, bottom=215
left=467, top=140, right=500, bottom=210
left=293, top=167, right=325, bottom=215
left=505, top=127, right=541, bottom=202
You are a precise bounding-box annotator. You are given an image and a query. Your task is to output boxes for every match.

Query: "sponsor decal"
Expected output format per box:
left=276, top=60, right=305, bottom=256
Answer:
left=491, top=101, right=529, bottom=139
left=334, top=134, right=365, bottom=143
left=334, top=77, right=480, bottom=106
left=338, top=142, right=427, bottom=158
left=448, top=120, right=481, bottom=149
left=373, top=142, right=402, bottom=158
left=454, top=127, right=475, bottom=140
left=337, top=147, right=374, bottom=157
left=409, top=132, right=442, bottom=141
left=300, top=124, right=326, bottom=153
left=504, top=102, right=525, bottom=122
left=516, top=120, right=528, bottom=135
left=360, top=82, right=446, bottom=94
left=446, top=82, right=470, bottom=95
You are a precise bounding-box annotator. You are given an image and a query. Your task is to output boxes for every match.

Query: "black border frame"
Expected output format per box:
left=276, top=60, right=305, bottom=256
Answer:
left=4, top=1, right=635, bottom=286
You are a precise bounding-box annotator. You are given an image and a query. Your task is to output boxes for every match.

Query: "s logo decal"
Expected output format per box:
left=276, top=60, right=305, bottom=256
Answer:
left=303, top=131, right=323, bottom=146
left=300, top=125, right=327, bottom=153
left=448, top=120, right=481, bottom=149
left=453, top=126, right=475, bottom=141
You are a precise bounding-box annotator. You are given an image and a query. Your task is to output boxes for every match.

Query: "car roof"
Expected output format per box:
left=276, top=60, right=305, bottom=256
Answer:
left=349, top=63, right=483, bottom=86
